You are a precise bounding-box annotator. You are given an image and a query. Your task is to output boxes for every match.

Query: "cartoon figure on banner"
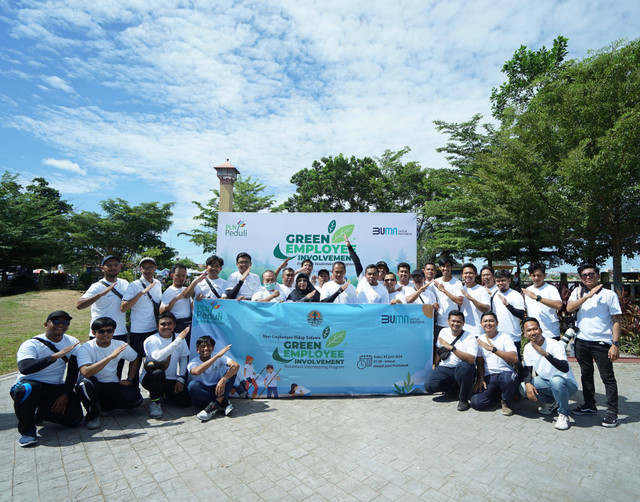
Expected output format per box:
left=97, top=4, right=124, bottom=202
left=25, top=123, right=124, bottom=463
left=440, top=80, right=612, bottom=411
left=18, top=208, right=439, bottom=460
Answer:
left=243, top=355, right=262, bottom=398
left=288, top=383, right=311, bottom=397
left=259, top=365, right=281, bottom=398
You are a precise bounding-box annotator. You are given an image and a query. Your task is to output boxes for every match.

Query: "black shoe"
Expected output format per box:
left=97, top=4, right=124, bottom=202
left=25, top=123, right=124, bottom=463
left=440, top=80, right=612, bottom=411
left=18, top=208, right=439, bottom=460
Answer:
left=572, top=404, right=597, bottom=415
left=602, top=413, right=618, bottom=428
left=457, top=400, right=470, bottom=412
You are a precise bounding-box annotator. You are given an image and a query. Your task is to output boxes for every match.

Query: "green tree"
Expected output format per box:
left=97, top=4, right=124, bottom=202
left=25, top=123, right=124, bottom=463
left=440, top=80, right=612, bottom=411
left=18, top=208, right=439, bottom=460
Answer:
left=181, top=175, right=275, bottom=253
left=68, top=198, right=175, bottom=267
left=0, top=172, right=72, bottom=271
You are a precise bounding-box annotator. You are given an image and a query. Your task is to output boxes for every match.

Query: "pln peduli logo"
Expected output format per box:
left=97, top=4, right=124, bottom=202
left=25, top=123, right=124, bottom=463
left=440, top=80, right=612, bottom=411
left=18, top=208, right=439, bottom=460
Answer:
left=224, top=219, right=248, bottom=237
left=273, top=219, right=356, bottom=260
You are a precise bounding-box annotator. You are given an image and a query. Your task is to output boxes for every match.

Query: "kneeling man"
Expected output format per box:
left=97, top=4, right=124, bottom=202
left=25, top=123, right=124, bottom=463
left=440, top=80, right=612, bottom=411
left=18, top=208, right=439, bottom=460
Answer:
left=471, top=312, right=519, bottom=415
left=76, top=317, right=142, bottom=429
left=521, top=317, right=578, bottom=430
left=188, top=336, right=239, bottom=421
left=425, top=310, right=477, bottom=411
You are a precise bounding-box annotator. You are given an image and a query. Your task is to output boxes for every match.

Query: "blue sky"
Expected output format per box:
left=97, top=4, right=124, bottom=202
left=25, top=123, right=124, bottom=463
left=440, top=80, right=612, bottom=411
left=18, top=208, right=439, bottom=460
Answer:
left=1, top=0, right=639, bottom=269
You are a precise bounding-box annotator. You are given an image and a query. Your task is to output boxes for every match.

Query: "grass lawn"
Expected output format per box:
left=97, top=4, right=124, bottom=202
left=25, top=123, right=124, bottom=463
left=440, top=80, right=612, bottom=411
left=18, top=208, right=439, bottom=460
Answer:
left=0, top=290, right=92, bottom=375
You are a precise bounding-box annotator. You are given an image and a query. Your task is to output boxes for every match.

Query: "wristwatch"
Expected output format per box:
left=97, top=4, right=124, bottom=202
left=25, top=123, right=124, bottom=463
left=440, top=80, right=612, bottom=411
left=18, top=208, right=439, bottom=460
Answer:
left=491, top=347, right=498, bottom=354
left=536, top=295, right=542, bottom=302
left=451, top=346, right=457, bottom=352
left=612, top=341, right=620, bottom=347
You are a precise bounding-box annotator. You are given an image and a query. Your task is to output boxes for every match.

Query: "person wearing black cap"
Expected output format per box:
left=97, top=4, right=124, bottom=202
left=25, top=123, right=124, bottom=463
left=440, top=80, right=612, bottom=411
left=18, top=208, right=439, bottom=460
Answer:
left=404, top=269, right=438, bottom=306
left=9, top=311, right=83, bottom=447
left=77, top=255, right=129, bottom=343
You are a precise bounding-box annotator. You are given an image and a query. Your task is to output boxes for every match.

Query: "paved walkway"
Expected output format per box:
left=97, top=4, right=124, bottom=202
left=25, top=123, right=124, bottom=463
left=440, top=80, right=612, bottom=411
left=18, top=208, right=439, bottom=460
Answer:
left=2, top=361, right=639, bottom=502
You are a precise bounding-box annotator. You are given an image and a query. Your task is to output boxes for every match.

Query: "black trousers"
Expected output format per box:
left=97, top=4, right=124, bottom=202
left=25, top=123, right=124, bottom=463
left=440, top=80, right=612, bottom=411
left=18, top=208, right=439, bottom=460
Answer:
left=141, top=368, right=191, bottom=406
left=575, top=338, right=618, bottom=414
left=10, top=381, right=82, bottom=434
left=75, top=376, right=143, bottom=420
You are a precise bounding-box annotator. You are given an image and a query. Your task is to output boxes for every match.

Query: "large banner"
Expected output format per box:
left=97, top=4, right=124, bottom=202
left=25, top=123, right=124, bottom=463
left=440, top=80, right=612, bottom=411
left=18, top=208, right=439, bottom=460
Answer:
left=216, top=212, right=417, bottom=280
left=192, top=300, right=433, bottom=396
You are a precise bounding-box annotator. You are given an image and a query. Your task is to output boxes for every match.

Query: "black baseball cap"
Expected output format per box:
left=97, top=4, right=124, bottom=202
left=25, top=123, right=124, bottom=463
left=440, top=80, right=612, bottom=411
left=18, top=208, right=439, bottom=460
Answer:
left=46, top=310, right=73, bottom=322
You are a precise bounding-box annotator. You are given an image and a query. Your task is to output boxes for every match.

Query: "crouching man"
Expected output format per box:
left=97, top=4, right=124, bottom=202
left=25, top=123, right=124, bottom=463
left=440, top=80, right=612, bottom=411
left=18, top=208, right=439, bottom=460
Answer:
left=425, top=310, right=478, bottom=412
left=187, top=336, right=239, bottom=421
left=521, top=317, right=578, bottom=430
left=10, top=310, right=83, bottom=447
left=142, top=313, right=191, bottom=419
left=75, top=317, right=143, bottom=429
left=470, top=312, right=519, bottom=416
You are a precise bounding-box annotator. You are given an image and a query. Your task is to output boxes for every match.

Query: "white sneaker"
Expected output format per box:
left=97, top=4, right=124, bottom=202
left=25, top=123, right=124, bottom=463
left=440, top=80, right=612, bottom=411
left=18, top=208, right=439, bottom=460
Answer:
left=149, top=401, right=163, bottom=419
left=196, top=402, right=218, bottom=422
left=555, top=413, right=570, bottom=430
left=224, top=402, right=234, bottom=416
left=86, top=417, right=101, bottom=430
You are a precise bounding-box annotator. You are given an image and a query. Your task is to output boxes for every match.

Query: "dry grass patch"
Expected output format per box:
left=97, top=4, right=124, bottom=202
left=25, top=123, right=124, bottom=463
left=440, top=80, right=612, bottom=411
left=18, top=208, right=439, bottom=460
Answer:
left=0, top=290, right=92, bottom=375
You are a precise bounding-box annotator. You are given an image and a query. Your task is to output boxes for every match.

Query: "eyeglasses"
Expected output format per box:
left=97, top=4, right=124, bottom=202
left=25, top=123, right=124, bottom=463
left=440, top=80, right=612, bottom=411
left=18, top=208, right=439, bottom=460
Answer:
left=96, top=328, right=114, bottom=335
left=580, top=272, right=597, bottom=278
left=383, top=279, right=395, bottom=283
left=50, top=319, right=70, bottom=326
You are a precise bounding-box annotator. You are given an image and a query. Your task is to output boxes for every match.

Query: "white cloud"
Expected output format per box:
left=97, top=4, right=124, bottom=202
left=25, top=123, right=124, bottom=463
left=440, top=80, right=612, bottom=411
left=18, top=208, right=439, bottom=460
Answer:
left=41, top=75, right=74, bottom=93
left=43, top=157, right=86, bottom=175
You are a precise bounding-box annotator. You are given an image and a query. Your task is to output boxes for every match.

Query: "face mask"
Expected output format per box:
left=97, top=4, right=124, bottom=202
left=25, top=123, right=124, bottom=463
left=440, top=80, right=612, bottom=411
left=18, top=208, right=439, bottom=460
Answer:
left=264, top=282, right=276, bottom=291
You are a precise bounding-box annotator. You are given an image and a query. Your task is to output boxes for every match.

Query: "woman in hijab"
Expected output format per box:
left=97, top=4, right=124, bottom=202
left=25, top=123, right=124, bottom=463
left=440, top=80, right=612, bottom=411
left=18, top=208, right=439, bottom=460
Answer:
left=287, top=273, right=320, bottom=302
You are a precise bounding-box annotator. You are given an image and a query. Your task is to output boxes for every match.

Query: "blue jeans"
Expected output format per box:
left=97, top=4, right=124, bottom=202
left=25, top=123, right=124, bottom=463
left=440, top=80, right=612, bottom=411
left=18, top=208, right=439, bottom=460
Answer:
left=520, top=375, right=577, bottom=415
left=187, top=377, right=236, bottom=408
left=471, top=371, right=519, bottom=409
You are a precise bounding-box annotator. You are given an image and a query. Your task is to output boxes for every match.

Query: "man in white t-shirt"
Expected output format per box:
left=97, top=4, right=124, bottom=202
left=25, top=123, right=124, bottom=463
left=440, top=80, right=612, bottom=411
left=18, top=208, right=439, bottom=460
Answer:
left=224, top=252, right=262, bottom=300
left=10, top=310, right=83, bottom=447
left=274, top=257, right=296, bottom=297
left=75, top=317, right=142, bottom=429
left=567, top=263, right=622, bottom=428
left=480, top=265, right=498, bottom=297
left=425, top=310, right=478, bottom=411
left=470, top=312, right=519, bottom=415
left=195, top=254, right=227, bottom=301
left=522, top=262, right=563, bottom=340
left=77, top=255, right=129, bottom=341
left=188, top=336, right=239, bottom=421
left=397, top=262, right=414, bottom=291
left=320, top=261, right=356, bottom=303
left=521, top=317, right=578, bottom=430
left=356, top=264, right=390, bottom=304
left=433, top=257, right=464, bottom=337
left=121, top=257, right=163, bottom=367
left=251, top=270, right=284, bottom=302
left=404, top=270, right=438, bottom=307
left=383, top=272, right=406, bottom=304
left=142, top=313, right=191, bottom=419
left=161, top=263, right=207, bottom=336
left=492, top=269, right=526, bottom=356
left=459, top=263, right=491, bottom=337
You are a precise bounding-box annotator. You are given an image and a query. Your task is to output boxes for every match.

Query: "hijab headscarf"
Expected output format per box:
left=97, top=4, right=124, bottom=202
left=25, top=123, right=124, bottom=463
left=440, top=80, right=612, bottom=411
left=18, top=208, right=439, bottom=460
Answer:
left=287, top=273, right=320, bottom=302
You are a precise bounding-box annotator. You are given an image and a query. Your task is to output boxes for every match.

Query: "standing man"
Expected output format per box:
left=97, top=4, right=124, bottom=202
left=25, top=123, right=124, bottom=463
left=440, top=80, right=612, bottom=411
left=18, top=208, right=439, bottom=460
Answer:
left=480, top=265, right=498, bottom=297
left=492, top=269, right=526, bottom=356
left=77, top=255, right=129, bottom=342
left=320, top=261, right=356, bottom=303
left=567, top=263, right=622, bottom=427
left=194, top=255, right=227, bottom=300
left=10, top=311, right=83, bottom=447
left=75, top=317, right=142, bottom=430
left=471, top=312, right=519, bottom=415
left=397, top=262, right=414, bottom=291
left=459, top=263, right=491, bottom=337
left=121, top=257, right=162, bottom=377
left=224, top=252, right=262, bottom=300
left=425, top=310, right=478, bottom=411
left=522, top=262, right=563, bottom=340
left=274, top=257, right=296, bottom=298
left=251, top=270, right=283, bottom=302
left=383, top=272, right=407, bottom=304
left=404, top=270, right=438, bottom=309
left=161, top=263, right=206, bottom=335
left=521, top=317, right=578, bottom=430
left=433, top=257, right=464, bottom=338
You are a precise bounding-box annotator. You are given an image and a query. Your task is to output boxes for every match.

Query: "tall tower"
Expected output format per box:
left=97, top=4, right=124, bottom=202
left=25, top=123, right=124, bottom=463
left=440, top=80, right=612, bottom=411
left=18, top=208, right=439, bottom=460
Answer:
left=214, top=159, right=240, bottom=212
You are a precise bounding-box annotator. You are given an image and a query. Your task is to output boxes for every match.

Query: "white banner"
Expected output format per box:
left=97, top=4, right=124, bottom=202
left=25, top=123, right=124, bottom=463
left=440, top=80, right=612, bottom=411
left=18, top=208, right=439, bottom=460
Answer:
left=216, top=212, right=416, bottom=280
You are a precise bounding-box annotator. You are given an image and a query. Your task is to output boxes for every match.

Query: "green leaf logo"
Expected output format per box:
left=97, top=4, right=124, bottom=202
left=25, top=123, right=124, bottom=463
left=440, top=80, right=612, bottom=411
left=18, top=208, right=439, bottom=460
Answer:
left=273, top=243, right=288, bottom=260
left=322, top=326, right=330, bottom=339
left=331, top=224, right=355, bottom=244
left=328, top=219, right=336, bottom=233
left=272, top=347, right=294, bottom=363
left=326, top=330, right=346, bottom=348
